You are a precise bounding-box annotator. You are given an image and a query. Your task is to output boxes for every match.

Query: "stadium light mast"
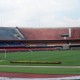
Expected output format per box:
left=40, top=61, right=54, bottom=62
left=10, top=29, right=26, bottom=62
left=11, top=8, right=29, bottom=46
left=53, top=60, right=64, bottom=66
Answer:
left=69, top=28, right=71, bottom=37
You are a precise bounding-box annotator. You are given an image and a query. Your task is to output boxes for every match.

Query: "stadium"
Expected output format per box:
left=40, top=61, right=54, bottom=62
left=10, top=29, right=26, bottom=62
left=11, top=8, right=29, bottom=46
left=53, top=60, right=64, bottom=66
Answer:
left=0, top=27, right=80, bottom=79
left=0, top=27, right=80, bottom=51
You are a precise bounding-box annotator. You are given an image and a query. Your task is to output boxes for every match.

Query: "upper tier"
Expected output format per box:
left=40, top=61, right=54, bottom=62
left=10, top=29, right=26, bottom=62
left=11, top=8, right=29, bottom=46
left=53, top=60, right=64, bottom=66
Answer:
left=0, top=27, right=25, bottom=40
left=19, top=27, right=80, bottom=40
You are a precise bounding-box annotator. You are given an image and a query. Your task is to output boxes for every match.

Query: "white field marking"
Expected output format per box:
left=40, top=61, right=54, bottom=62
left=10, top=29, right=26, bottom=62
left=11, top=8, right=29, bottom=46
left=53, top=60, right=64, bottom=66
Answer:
left=0, top=76, right=80, bottom=80
left=0, top=65, right=80, bottom=68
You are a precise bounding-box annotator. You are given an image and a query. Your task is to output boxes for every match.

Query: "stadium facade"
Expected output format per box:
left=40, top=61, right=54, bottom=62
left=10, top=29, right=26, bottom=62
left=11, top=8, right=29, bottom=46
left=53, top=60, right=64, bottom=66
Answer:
left=0, top=27, right=80, bottom=51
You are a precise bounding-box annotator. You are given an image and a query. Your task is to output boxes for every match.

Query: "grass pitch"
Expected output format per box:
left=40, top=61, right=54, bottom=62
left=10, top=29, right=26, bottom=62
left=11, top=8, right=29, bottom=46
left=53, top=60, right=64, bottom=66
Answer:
left=0, top=50, right=80, bottom=74
left=0, top=50, right=80, bottom=66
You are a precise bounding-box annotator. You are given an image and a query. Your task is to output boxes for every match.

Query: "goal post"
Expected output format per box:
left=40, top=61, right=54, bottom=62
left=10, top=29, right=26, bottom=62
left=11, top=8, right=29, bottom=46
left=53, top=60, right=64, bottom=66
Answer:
left=0, top=49, right=7, bottom=59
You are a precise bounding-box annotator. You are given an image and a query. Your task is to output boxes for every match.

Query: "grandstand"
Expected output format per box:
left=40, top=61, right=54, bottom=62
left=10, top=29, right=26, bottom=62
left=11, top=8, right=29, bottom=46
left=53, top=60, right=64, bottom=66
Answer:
left=19, top=27, right=80, bottom=50
left=0, top=27, right=80, bottom=51
left=0, top=27, right=25, bottom=40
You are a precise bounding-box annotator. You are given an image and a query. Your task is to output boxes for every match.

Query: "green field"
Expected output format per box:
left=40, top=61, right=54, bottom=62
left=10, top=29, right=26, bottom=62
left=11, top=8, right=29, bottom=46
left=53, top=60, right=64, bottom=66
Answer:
left=0, top=50, right=80, bottom=74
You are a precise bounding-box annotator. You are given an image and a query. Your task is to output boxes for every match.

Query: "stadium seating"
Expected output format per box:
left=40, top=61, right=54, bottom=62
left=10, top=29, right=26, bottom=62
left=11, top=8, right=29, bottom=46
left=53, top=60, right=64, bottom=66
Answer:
left=71, top=28, right=80, bottom=39
left=0, top=47, right=55, bottom=52
left=19, top=28, right=69, bottom=40
left=0, top=42, right=25, bottom=47
left=0, top=27, right=80, bottom=51
left=0, top=27, right=24, bottom=40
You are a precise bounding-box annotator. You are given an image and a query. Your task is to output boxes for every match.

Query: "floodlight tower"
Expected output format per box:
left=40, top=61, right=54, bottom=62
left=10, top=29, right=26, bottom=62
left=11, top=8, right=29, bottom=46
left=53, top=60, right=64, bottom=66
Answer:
left=69, top=28, right=71, bottom=37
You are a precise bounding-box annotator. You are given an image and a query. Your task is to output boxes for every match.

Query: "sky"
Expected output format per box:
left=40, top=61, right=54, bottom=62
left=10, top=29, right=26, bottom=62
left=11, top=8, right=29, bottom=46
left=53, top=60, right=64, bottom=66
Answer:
left=0, top=0, right=80, bottom=28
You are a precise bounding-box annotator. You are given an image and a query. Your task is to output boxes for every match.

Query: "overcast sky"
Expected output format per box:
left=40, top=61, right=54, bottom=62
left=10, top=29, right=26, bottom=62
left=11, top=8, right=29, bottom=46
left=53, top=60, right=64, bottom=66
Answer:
left=0, top=0, right=80, bottom=28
